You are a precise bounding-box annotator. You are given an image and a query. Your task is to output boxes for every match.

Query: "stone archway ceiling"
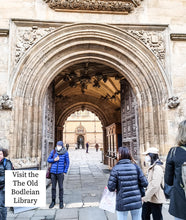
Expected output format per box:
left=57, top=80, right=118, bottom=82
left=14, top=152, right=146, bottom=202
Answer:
left=54, top=62, right=123, bottom=108
left=43, top=0, right=143, bottom=14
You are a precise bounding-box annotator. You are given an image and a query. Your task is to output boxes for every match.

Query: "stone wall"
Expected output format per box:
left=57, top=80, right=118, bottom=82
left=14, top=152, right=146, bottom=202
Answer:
left=0, top=0, right=186, bottom=166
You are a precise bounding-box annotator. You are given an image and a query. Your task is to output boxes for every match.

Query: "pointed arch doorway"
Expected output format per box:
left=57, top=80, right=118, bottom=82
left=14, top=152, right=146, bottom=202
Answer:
left=10, top=23, right=171, bottom=169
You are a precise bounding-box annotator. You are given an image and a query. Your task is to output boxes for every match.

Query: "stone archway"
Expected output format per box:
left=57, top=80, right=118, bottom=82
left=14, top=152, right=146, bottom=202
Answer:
left=10, top=23, right=171, bottom=167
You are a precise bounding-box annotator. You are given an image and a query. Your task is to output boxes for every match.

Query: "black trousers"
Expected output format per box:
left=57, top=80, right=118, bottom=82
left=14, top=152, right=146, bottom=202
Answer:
left=51, top=173, right=64, bottom=201
left=0, top=189, right=7, bottom=220
left=142, top=202, right=163, bottom=220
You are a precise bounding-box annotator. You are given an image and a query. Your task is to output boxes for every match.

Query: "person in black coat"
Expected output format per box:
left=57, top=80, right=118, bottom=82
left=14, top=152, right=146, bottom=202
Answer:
left=108, top=146, right=148, bottom=220
left=165, top=120, right=186, bottom=220
left=0, top=148, right=13, bottom=220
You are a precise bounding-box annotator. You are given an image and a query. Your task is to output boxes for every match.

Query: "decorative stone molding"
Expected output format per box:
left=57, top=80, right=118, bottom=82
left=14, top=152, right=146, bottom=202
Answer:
left=168, top=96, right=180, bottom=109
left=0, top=95, right=13, bottom=110
left=0, top=29, right=9, bottom=37
left=75, top=123, right=86, bottom=135
left=15, top=26, right=56, bottom=63
left=43, top=0, right=143, bottom=14
left=127, top=30, right=165, bottom=67
left=11, top=157, right=40, bottom=169
left=14, top=24, right=166, bottom=69
left=170, top=33, right=186, bottom=41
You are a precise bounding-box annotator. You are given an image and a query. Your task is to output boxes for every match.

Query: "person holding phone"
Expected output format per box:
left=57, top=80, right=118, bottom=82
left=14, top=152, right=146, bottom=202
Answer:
left=47, top=141, right=70, bottom=209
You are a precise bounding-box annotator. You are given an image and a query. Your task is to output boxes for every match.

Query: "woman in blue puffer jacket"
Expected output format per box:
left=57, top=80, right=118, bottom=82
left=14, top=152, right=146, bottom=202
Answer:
left=108, top=146, right=148, bottom=220
left=47, top=141, right=70, bottom=209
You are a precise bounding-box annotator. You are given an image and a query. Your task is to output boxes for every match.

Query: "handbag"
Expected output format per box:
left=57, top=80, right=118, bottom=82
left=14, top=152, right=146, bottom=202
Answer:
left=46, top=149, right=56, bottom=179
left=99, top=186, right=116, bottom=213
left=46, top=166, right=51, bottom=179
left=134, top=163, right=146, bottom=197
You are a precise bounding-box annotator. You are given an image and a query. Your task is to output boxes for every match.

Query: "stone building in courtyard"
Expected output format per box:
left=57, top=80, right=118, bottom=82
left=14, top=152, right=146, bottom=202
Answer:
left=0, top=0, right=186, bottom=169
left=63, top=110, right=103, bottom=149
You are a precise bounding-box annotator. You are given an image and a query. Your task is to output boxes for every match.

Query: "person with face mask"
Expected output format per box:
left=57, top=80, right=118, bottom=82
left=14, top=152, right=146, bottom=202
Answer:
left=142, top=147, right=166, bottom=220
left=47, top=141, right=70, bottom=209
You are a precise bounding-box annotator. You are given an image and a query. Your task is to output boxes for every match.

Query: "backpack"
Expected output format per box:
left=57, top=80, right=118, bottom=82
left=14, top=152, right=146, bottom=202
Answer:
left=161, top=182, right=172, bottom=199
left=3, top=158, right=14, bottom=170
left=180, top=146, right=186, bottom=198
left=156, top=160, right=172, bottom=199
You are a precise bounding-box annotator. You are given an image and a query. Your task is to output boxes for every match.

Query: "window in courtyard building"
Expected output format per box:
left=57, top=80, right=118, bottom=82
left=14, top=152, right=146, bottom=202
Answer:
left=63, top=110, right=103, bottom=149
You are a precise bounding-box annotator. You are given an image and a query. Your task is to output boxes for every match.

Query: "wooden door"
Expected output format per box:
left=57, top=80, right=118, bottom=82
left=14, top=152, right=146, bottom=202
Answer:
left=120, top=79, right=140, bottom=161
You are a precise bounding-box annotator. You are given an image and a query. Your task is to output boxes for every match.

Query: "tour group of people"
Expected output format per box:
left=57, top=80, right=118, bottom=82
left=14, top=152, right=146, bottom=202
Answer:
left=108, top=120, right=186, bottom=220
left=0, top=120, right=186, bottom=220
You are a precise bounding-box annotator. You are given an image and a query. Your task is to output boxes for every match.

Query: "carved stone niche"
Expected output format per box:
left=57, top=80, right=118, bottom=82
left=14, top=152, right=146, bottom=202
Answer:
left=43, top=0, right=143, bottom=14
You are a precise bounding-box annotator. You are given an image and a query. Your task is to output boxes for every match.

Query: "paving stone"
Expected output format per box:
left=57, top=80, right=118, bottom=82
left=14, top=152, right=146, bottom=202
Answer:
left=79, top=207, right=107, bottom=220
left=33, top=209, right=56, bottom=216
left=7, top=149, right=173, bottom=220
left=16, top=210, right=35, bottom=218
left=55, top=208, right=78, bottom=218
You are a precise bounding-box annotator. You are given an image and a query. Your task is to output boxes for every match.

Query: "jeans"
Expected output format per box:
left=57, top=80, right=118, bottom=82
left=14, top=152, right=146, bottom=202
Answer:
left=0, top=189, right=7, bottom=220
left=117, top=208, right=142, bottom=220
left=51, top=173, right=64, bottom=201
left=175, top=218, right=184, bottom=220
left=142, top=202, right=163, bottom=220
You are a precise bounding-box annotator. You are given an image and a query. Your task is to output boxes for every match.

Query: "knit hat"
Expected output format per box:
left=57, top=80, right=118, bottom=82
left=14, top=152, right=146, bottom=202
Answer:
left=57, top=141, right=63, bottom=147
left=142, top=147, right=159, bottom=155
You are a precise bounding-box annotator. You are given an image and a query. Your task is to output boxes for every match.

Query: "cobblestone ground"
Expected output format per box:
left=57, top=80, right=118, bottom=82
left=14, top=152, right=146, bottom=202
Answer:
left=7, top=148, right=173, bottom=220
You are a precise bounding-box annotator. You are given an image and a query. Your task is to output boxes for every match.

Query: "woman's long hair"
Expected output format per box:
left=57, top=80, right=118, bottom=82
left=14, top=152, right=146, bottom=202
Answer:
left=176, top=120, right=186, bottom=146
left=118, top=146, right=136, bottom=164
left=148, top=153, right=159, bottom=165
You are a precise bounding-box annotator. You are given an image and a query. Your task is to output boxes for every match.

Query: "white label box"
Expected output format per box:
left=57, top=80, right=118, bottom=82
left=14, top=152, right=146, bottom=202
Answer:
left=5, top=170, right=46, bottom=207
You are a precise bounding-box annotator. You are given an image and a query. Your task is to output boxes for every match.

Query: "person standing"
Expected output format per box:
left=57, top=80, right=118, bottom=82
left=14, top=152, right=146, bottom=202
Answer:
left=108, top=146, right=148, bottom=220
left=142, top=147, right=166, bottom=220
left=0, top=148, right=13, bottom=220
left=165, top=120, right=186, bottom=220
left=95, top=143, right=99, bottom=152
left=86, top=142, right=89, bottom=153
left=47, top=141, right=70, bottom=209
left=66, top=143, right=69, bottom=151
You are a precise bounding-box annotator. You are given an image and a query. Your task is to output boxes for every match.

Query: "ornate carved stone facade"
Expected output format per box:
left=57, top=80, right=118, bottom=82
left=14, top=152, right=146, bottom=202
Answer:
left=11, top=157, right=40, bottom=169
left=43, top=0, right=143, bottom=14
left=15, top=26, right=56, bottom=63
left=13, top=21, right=167, bottom=72
left=127, top=30, right=166, bottom=68
left=10, top=23, right=171, bottom=165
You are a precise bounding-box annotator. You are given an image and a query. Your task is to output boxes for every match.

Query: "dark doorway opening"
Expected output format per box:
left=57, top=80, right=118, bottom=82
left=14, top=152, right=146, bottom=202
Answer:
left=77, top=135, right=84, bottom=149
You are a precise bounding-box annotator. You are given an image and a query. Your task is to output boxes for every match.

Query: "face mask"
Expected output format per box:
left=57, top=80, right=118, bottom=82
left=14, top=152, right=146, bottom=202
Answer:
left=145, top=155, right=151, bottom=166
left=57, top=146, right=62, bottom=151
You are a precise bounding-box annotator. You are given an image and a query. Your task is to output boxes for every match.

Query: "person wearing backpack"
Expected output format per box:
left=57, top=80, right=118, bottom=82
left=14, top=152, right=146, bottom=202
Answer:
left=165, top=120, right=186, bottom=220
left=0, top=147, right=13, bottom=220
left=142, top=147, right=166, bottom=220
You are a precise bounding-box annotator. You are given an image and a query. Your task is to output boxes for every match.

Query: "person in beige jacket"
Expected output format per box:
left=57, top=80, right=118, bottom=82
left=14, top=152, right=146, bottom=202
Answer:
left=142, top=147, right=166, bottom=220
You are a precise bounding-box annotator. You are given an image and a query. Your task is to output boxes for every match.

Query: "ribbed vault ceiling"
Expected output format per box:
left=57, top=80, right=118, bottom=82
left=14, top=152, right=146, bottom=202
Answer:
left=54, top=62, right=123, bottom=126
left=54, top=62, right=123, bottom=107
